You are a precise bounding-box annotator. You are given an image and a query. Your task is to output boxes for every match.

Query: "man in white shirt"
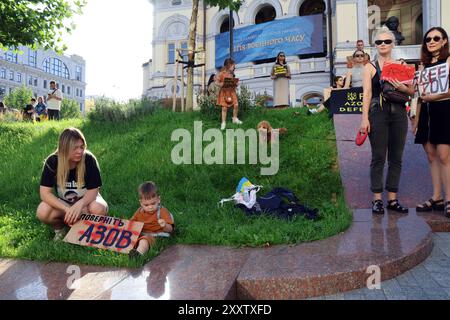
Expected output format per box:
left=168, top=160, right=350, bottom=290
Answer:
left=47, top=81, right=63, bottom=120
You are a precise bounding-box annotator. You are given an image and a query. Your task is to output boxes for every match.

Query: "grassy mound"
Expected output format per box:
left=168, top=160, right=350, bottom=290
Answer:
left=0, top=108, right=352, bottom=267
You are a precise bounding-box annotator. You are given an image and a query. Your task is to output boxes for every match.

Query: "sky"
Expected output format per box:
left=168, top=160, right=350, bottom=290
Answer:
left=64, top=0, right=154, bottom=101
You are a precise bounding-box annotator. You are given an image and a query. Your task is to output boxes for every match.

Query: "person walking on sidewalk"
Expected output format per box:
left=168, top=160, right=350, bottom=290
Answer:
left=413, top=27, right=450, bottom=217
left=360, top=27, right=415, bottom=214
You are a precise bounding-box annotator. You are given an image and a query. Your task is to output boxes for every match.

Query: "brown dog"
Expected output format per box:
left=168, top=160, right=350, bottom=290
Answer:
left=257, top=120, right=287, bottom=143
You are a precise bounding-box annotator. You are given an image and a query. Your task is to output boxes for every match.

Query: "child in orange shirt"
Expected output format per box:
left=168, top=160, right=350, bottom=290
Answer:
left=129, top=181, right=174, bottom=258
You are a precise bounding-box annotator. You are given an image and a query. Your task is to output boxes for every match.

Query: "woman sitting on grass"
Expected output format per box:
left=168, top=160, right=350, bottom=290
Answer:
left=307, top=76, right=346, bottom=115
left=37, top=128, right=108, bottom=240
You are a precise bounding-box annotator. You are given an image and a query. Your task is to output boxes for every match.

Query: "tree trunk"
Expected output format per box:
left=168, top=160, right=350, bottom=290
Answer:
left=186, top=0, right=199, bottom=112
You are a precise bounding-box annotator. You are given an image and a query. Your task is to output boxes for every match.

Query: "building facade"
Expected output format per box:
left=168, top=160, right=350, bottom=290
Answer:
left=143, top=0, right=448, bottom=105
left=0, top=46, right=86, bottom=112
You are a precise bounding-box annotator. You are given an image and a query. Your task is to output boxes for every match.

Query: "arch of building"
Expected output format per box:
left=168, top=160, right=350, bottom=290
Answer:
left=210, top=10, right=241, bottom=36
left=243, top=0, right=283, bottom=25
left=157, top=14, right=190, bottom=41
left=288, top=0, right=329, bottom=17
left=296, top=85, right=325, bottom=103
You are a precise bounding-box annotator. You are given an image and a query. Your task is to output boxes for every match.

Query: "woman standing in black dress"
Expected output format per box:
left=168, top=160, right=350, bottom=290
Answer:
left=414, top=27, right=450, bottom=217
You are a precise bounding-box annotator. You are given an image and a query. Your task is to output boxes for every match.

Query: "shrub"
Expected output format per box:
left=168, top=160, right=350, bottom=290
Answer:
left=0, top=110, right=22, bottom=122
left=198, top=85, right=260, bottom=121
left=61, top=99, right=82, bottom=119
left=3, top=86, right=33, bottom=110
left=88, top=97, right=160, bottom=122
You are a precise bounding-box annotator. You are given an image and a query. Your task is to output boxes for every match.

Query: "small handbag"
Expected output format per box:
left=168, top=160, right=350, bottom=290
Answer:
left=355, top=130, right=368, bottom=146
left=375, top=61, right=410, bottom=104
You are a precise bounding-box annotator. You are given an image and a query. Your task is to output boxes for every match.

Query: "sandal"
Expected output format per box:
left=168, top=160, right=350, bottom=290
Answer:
left=372, top=200, right=385, bottom=215
left=445, top=202, right=450, bottom=218
left=387, top=199, right=409, bottom=214
left=416, top=198, right=444, bottom=212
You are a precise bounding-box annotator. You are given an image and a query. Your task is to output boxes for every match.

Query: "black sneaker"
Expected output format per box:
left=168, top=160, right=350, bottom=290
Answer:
left=372, top=200, right=385, bottom=214
left=387, top=199, right=409, bottom=214
left=129, top=249, right=141, bottom=260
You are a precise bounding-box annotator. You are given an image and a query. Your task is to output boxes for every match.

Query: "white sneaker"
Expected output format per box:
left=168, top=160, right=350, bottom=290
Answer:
left=220, top=122, right=226, bottom=130
left=232, top=118, right=242, bottom=125
left=53, top=228, right=67, bottom=241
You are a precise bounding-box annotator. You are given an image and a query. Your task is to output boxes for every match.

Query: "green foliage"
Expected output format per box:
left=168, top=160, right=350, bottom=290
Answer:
left=205, top=0, right=243, bottom=10
left=3, top=86, right=33, bottom=110
left=0, top=109, right=352, bottom=267
left=61, top=98, right=82, bottom=119
left=0, top=0, right=86, bottom=52
left=88, top=97, right=160, bottom=122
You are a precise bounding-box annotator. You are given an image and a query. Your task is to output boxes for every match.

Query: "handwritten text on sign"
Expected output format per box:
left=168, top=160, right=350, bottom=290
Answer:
left=414, top=63, right=449, bottom=96
left=64, top=214, right=144, bottom=254
left=381, top=63, right=416, bottom=84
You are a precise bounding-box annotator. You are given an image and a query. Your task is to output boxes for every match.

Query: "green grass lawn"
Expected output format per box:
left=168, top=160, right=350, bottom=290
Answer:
left=0, top=108, right=352, bottom=268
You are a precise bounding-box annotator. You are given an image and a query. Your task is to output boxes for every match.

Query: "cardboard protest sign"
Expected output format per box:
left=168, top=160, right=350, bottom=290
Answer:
left=414, top=63, right=449, bottom=96
left=273, top=66, right=287, bottom=76
left=330, top=87, right=364, bottom=115
left=64, top=214, right=144, bottom=254
left=223, top=77, right=239, bottom=88
left=381, top=63, right=416, bottom=84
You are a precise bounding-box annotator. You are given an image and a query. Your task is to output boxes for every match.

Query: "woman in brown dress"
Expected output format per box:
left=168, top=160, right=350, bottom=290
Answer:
left=216, top=58, right=241, bottom=130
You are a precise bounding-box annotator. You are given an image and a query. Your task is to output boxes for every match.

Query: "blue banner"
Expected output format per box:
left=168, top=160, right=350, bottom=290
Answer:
left=215, top=15, right=324, bottom=68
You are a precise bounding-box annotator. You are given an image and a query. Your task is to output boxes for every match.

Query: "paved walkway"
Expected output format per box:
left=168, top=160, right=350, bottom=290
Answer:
left=315, top=233, right=450, bottom=300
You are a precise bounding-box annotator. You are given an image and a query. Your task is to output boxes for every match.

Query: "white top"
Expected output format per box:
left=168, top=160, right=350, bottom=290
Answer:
left=47, top=88, right=63, bottom=110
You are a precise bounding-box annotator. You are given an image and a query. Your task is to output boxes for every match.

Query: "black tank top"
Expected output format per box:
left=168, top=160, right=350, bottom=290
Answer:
left=370, top=62, right=382, bottom=98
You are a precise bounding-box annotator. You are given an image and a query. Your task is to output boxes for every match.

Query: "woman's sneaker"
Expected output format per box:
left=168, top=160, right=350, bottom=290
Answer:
left=53, top=227, right=68, bottom=241
left=220, top=122, right=226, bottom=130
left=372, top=200, right=385, bottom=215
left=387, top=199, right=409, bottom=214
left=232, top=118, right=242, bottom=125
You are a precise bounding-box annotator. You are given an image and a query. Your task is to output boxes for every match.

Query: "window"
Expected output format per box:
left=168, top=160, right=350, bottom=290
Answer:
left=34, top=78, right=38, bottom=87
left=43, top=80, right=47, bottom=89
left=171, top=0, right=182, bottom=5
left=5, top=52, right=18, bottom=63
left=28, top=75, right=33, bottom=86
left=67, top=86, right=71, bottom=95
left=17, top=73, right=22, bottom=83
left=62, top=84, right=65, bottom=93
left=168, top=43, right=176, bottom=64
left=43, top=58, right=71, bottom=78
left=255, top=5, right=276, bottom=24
left=76, top=88, right=79, bottom=97
left=76, top=66, right=82, bottom=81
left=80, top=89, right=83, bottom=97
left=9, top=71, right=14, bottom=81
left=367, top=0, right=423, bottom=45
left=0, top=69, right=5, bottom=79
left=43, top=59, right=51, bottom=73
left=28, top=49, right=37, bottom=68
left=220, top=16, right=235, bottom=33
left=299, top=0, right=327, bottom=57
left=0, top=86, right=5, bottom=97
left=52, top=59, right=62, bottom=77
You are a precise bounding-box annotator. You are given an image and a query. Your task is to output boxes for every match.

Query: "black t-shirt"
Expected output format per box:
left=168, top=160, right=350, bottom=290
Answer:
left=40, top=152, right=102, bottom=204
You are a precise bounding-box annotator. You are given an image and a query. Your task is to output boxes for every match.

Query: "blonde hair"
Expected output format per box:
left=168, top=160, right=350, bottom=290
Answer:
left=53, top=128, right=87, bottom=191
left=372, top=26, right=396, bottom=46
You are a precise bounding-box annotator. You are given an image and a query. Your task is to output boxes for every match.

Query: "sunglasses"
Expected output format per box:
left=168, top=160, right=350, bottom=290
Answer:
left=279, top=55, right=285, bottom=57
left=375, top=39, right=393, bottom=45
left=354, top=54, right=364, bottom=58
left=426, top=36, right=442, bottom=43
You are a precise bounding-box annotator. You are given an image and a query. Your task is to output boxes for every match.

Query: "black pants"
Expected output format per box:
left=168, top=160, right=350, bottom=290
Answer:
left=48, top=109, right=60, bottom=120
left=368, top=99, right=408, bottom=193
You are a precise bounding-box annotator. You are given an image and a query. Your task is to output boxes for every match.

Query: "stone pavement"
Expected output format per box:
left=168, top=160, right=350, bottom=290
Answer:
left=314, top=233, right=450, bottom=300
